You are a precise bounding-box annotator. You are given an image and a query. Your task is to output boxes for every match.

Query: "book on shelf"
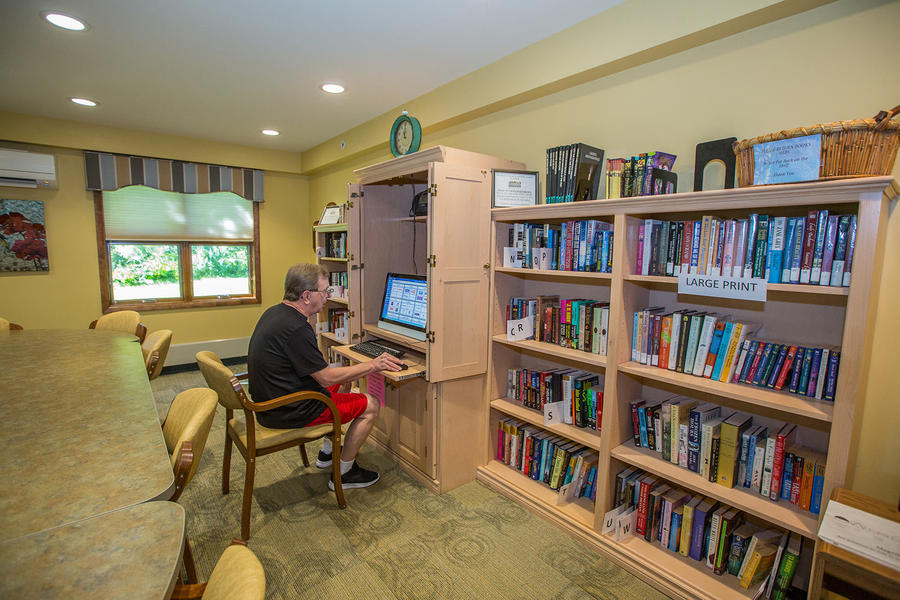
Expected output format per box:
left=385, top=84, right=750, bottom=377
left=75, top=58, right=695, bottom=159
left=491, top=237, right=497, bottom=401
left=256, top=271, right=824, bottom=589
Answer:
left=713, top=506, right=744, bottom=575
left=633, top=212, right=856, bottom=286
left=726, top=522, right=758, bottom=576
left=717, top=412, right=753, bottom=488
left=737, top=529, right=782, bottom=580
left=606, top=151, right=676, bottom=198
left=544, top=143, right=605, bottom=203
left=770, top=532, right=801, bottom=600
left=764, top=531, right=791, bottom=599
left=739, top=542, right=778, bottom=589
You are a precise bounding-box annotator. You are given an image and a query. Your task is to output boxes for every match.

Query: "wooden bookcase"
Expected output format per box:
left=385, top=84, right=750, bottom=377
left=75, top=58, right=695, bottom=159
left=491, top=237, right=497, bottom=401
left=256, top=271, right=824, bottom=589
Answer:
left=341, top=146, right=524, bottom=492
left=477, top=176, right=897, bottom=600
left=314, top=204, right=362, bottom=361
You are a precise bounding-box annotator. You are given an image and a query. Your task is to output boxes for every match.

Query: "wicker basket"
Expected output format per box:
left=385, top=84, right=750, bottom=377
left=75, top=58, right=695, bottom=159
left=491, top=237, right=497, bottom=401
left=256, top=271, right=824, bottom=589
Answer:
left=733, top=107, right=900, bottom=187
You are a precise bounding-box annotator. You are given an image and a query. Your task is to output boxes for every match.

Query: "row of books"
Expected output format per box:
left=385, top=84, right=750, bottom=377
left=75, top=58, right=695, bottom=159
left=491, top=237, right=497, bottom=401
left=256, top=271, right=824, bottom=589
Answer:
left=628, top=399, right=826, bottom=513
left=636, top=211, right=857, bottom=286
left=544, top=143, right=605, bottom=203
left=325, top=307, right=348, bottom=336
left=328, top=270, right=348, bottom=291
left=632, top=308, right=841, bottom=401
left=614, top=467, right=802, bottom=597
left=506, top=367, right=603, bottom=430
left=507, top=220, right=615, bottom=273
left=497, top=418, right=598, bottom=500
left=323, top=232, right=348, bottom=259
left=508, top=296, right=610, bottom=356
left=605, top=152, right=677, bottom=199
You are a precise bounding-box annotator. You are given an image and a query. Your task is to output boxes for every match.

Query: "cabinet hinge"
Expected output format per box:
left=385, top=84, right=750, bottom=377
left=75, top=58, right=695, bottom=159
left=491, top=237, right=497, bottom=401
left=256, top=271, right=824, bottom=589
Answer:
left=351, top=332, right=360, bottom=340
left=348, top=253, right=354, bottom=261
left=426, top=331, right=435, bottom=343
left=426, top=255, right=436, bottom=267
left=348, top=311, right=355, bottom=318
left=347, top=200, right=354, bottom=208
left=424, top=444, right=427, bottom=457
left=350, top=192, right=360, bottom=198
left=351, top=262, right=364, bottom=270
left=429, top=183, right=437, bottom=197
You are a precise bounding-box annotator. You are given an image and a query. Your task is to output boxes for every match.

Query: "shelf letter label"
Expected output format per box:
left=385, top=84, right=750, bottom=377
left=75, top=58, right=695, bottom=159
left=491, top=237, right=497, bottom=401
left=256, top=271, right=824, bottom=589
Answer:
left=507, top=317, right=534, bottom=341
left=678, top=273, right=767, bottom=302
left=531, top=247, right=551, bottom=270
left=503, top=247, right=523, bottom=268
left=543, top=400, right=564, bottom=426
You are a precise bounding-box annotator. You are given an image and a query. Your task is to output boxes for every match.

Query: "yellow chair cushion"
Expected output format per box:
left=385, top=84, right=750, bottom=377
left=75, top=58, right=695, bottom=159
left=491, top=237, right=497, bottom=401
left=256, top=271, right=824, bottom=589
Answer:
left=227, top=416, right=342, bottom=451
left=93, top=310, right=140, bottom=334
left=202, top=544, right=265, bottom=600
left=163, top=388, right=218, bottom=486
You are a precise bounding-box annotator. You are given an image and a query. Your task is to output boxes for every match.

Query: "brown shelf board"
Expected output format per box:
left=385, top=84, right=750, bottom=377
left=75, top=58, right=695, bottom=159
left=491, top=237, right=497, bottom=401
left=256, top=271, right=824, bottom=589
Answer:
left=362, top=324, right=427, bottom=353
left=492, top=335, right=608, bottom=368
left=617, top=361, right=834, bottom=423
left=623, top=274, right=849, bottom=297
left=400, top=216, right=427, bottom=223
left=319, top=256, right=349, bottom=262
left=314, top=223, right=348, bottom=233
left=610, top=443, right=818, bottom=537
left=319, top=331, right=347, bottom=344
left=491, top=398, right=602, bottom=450
left=327, top=296, right=348, bottom=305
left=495, top=266, right=613, bottom=281
left=478, top=460, right=595, bottom=528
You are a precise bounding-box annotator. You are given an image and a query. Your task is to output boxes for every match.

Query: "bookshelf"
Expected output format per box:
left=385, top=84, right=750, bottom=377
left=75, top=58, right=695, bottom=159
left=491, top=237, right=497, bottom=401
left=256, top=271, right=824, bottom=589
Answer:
left=314, top=206, right=362, bottom=361
left=477, top=177, right=897, bottom=600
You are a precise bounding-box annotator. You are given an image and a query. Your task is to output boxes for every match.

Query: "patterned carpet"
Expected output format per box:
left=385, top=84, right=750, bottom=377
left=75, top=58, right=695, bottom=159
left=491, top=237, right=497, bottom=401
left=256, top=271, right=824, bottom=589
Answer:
left=152, top=365, right=670, bottom=600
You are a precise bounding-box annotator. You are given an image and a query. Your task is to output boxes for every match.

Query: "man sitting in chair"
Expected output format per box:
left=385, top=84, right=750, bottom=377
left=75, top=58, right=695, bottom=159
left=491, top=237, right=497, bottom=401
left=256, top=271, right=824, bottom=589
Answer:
left=248, top=263, right=404, bottom=489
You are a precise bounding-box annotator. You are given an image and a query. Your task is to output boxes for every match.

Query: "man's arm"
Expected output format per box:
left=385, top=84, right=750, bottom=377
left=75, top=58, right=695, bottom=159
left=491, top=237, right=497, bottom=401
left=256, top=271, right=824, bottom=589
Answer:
left=311, top=353, right=405, bottom=388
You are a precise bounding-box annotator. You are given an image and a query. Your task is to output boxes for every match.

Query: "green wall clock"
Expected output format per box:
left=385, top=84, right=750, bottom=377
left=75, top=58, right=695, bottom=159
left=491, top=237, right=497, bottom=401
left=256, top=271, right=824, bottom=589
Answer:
left=389, top=113, right=422, bottom=157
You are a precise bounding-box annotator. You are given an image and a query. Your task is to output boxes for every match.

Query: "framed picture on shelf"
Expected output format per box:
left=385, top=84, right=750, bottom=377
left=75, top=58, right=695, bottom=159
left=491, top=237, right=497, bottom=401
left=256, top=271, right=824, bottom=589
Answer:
left=492, top=169, right=539, bottom=208
left=319, top=204, right=344, bottom=225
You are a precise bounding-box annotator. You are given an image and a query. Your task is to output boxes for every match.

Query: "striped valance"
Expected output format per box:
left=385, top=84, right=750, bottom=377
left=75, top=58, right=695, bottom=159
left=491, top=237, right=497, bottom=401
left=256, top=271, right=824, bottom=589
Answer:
left=83, top=151, right=264, bottom=202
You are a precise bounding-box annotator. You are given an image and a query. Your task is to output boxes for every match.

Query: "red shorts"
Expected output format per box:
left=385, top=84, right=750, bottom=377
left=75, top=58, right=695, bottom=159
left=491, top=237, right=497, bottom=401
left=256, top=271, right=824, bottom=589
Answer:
left=304, top=385, right=368, bottom=427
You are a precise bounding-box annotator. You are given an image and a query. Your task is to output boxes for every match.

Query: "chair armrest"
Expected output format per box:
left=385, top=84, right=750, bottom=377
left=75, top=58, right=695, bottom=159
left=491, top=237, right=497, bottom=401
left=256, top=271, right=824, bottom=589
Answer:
left=170, top=583, right=207, bottom=600
left=146, top=350, right=159, bottom=379
left=237, top=386, right=338, bottom=414
left=169, top=441, right=193, bottom=502
left=135, top=323, right=147, bottom=344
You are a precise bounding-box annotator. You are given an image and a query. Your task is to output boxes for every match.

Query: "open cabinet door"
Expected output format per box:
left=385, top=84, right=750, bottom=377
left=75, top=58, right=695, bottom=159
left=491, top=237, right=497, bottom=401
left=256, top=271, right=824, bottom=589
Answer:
left=346, top=184, right=363, bottom=344
left=427, top=163, right=491, bottom=382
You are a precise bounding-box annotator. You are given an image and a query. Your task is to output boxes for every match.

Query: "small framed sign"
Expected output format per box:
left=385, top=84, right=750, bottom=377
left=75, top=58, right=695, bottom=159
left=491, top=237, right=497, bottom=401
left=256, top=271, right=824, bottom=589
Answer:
left=492, top=169, right=539, bottom=208
left=753, top=134, right=822, bottom=185
left=319, top=204, right=344, bottom=225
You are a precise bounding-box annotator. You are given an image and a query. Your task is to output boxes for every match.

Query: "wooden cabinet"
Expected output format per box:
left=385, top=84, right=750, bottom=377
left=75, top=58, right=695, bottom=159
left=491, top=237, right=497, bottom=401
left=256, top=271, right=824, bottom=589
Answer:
left=477, top=177, right=897, bottom=599
left=347, top=146, right=524, bottom=492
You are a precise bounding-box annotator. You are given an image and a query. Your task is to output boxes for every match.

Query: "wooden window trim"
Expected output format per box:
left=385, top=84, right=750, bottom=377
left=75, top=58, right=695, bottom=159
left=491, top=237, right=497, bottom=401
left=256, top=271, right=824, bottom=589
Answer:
left=94, top=191, right=262, bottom=313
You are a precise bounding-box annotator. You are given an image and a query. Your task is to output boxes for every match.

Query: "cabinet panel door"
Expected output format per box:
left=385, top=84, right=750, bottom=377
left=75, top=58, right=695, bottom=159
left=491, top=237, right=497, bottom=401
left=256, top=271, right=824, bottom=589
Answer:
left=390, top=378, right=432, bottom=476
left=427, top=163, right=491, bottom=382
left=368, top=377, right=394, bottom=447
left=347, top=183, right=363, bottom=343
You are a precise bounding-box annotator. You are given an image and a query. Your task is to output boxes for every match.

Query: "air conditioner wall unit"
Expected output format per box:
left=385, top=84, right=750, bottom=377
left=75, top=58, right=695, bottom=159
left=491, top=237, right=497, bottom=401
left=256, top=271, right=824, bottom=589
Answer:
left=0, top=148, right=58, bottom=189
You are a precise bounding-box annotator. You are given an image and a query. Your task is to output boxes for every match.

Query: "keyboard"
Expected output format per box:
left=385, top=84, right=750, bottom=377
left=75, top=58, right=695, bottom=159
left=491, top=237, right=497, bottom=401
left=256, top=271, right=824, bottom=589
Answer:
left=349, top=340, right=405, bottom=360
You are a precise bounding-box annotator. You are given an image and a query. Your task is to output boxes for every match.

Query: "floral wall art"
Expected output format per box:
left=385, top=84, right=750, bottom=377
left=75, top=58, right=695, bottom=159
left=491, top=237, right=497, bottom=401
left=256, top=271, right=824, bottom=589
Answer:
left=0, top=199, right=49, bottom=271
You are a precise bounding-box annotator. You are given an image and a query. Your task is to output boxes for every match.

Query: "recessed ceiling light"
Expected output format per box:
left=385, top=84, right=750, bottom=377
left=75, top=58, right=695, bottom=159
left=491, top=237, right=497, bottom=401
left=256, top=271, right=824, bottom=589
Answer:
left=261, top=129, right=280, bottom=136
left=43, top=12, right=87, bottom=31
left=321, top=83, right=345, bottom=94
left=70, top=97, right=98, bottom=107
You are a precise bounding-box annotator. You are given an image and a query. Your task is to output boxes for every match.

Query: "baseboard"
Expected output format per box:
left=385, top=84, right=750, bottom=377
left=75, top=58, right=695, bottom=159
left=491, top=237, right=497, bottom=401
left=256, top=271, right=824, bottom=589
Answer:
left=165, top=336, right=250, bottom=366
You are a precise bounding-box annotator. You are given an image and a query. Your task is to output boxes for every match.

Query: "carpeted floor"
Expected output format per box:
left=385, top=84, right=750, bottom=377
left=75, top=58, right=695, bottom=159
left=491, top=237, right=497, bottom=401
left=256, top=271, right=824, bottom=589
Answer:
left=152, top=365, right=670, bottom=600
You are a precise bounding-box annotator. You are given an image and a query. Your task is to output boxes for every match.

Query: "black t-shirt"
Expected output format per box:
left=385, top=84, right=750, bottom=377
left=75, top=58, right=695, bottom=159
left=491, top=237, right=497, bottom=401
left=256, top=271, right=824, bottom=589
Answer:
left=247, top=303, right=328, bottom=428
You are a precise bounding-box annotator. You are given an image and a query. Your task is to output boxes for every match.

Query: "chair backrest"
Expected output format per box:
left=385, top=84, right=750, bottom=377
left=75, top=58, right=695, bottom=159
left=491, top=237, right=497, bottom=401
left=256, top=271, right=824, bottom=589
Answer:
left=142, top=329, right=173, bottom=380
left=196, top=350, right=247, bottom=411
left=162, top=387, right=218, bottom=492
left=0, top=317, right=23, bottom=330
left=201, top=542, right=266, bottom=600
left=90, top=310, right=146, bottom=342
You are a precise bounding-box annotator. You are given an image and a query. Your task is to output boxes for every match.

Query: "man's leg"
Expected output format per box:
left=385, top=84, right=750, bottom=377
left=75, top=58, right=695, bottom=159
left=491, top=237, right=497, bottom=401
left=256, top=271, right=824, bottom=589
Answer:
left=339, top=393, right=378, bottom=461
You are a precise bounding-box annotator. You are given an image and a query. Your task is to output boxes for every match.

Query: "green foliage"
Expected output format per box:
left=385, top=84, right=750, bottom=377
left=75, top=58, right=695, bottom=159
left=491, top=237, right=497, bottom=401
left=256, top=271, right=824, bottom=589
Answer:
left=111, top=244, right=179, bottom=286
left=110, top=243, right=249, bottom=287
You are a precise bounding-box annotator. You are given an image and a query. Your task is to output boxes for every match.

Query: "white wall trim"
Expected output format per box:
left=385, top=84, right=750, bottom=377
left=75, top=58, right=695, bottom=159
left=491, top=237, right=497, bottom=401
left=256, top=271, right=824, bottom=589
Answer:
left=165, top=336, right=250, bottom=366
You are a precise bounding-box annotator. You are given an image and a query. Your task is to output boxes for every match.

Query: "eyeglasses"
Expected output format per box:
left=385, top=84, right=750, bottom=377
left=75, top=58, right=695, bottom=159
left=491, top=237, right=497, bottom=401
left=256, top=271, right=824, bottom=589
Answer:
left=307, top=286, right=333, bottom=298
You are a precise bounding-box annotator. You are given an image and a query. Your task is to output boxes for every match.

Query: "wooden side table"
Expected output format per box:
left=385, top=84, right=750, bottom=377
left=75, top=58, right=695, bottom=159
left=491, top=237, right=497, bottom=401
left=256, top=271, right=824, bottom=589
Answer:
left=809, top=488, right=900, bottom=600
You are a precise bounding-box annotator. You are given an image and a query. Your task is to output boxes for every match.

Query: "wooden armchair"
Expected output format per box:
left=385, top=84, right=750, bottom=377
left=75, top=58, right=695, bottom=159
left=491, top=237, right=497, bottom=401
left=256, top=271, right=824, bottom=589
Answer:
left=0, top=317, right=23, bottom=330
left=142, top=329, right=173, bottom=380
left=170, top=539, right=265, bottom=600
left=89, top=310, right=147, bottom=343
left=195, top=350, right=346, bottom=540
left=163, top=387, right=218, bottom=583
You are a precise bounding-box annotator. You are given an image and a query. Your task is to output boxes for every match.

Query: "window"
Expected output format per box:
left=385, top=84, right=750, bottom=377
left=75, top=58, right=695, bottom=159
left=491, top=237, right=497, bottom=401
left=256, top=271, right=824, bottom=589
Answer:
left=95, top=185, right=260, bottom=311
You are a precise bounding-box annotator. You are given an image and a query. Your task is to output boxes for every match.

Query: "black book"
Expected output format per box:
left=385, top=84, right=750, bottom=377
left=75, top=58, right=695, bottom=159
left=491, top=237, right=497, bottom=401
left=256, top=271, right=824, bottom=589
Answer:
left=674, top=221, right=685, bottom=275
left=571, top=143, right=606, bottom=202
left=649, top=222, right=661, bottom=276
left=657, top=220, right=670, bottom=276
left=675, top=311, right=697, bottom=373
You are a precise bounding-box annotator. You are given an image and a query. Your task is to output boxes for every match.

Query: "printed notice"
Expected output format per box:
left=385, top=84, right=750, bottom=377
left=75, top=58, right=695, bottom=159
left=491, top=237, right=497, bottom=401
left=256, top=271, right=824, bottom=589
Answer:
left=678, top=273, right=767, bottom=302
left=493, top=170, right=538, bottom=207
left=818, top=500, right=900, bottom=571
left=753, top=134, right=822, bottom=185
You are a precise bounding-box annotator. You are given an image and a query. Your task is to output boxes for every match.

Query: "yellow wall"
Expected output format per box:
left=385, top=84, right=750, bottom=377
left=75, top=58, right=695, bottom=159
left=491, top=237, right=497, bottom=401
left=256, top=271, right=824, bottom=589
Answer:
left=0, top=120, right=312, bottom=343
left=306, top=0, right=900, bottom=503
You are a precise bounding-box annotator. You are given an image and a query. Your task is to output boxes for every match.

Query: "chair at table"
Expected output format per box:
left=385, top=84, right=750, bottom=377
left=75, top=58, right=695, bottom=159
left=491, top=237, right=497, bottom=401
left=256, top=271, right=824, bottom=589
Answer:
left=0, top=317, right=23, bottom=330
left=170, top=539, right=265, bottom=600
left=195, top=350, right=346, bottom=540
left=89, top=310, right=147, bottom=343
left=142, top=329, right=173, bottom=380
left=163, top=387, right=218, bottom=583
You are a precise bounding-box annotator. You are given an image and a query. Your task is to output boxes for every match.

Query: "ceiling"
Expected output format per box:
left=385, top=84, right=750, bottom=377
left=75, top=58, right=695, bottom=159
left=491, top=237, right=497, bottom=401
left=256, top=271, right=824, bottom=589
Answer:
left=0, top=1, right=622, bottom=153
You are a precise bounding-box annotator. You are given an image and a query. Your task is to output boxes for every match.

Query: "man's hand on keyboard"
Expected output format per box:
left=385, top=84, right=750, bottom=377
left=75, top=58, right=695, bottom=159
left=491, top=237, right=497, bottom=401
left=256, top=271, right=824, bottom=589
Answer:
left=371, top=353, right=405, bottom=372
